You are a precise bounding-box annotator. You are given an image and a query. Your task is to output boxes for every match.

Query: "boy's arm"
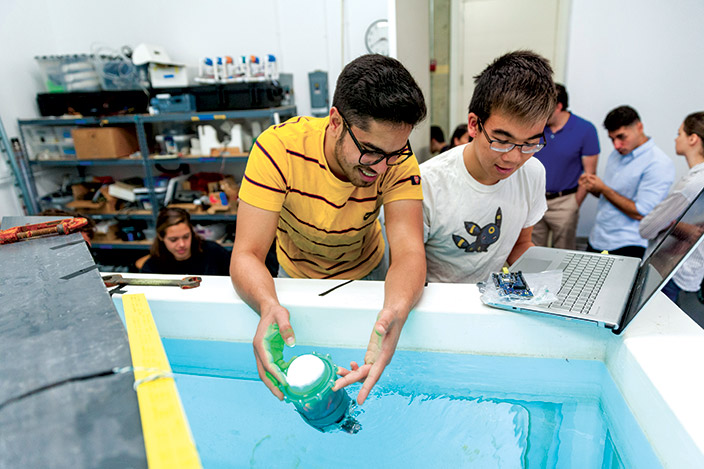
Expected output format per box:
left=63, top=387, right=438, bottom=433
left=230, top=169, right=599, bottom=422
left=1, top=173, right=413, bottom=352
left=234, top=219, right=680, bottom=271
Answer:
left=507, top=226, right=535, bottom=265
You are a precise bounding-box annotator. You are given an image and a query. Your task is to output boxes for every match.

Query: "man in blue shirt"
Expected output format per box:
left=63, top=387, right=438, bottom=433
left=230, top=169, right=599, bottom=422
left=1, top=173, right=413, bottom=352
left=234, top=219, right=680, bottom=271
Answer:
left=533, top=84, right=600, bottom=249
left=580, top=105, right=674, bottom=258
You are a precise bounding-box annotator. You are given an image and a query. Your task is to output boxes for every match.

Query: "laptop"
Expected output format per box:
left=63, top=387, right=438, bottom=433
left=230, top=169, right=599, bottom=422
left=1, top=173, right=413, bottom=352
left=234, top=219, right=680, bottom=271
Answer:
left=488, top=187, right=704, bottom=334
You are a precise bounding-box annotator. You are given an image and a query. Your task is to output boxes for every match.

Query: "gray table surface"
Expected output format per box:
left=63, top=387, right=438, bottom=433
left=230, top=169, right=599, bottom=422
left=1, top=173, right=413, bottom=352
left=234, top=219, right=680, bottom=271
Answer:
left=0, top=216, right=147, bottom=468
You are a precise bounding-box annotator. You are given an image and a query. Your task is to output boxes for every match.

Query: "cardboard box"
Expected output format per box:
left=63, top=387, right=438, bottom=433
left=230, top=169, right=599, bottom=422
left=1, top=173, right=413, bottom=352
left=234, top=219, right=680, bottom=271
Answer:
left=72, top=127, right=139, bottom=159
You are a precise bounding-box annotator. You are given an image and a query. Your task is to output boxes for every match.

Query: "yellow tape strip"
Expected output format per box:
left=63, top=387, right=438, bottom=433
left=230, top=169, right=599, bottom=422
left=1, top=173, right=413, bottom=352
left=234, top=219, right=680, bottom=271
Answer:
left=122, top=294, right=202, bottom=469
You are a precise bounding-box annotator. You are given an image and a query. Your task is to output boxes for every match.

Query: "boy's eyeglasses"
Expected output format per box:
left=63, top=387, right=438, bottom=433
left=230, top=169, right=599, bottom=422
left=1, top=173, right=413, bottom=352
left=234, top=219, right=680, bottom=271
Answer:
left=478, top=119, right=546, bottom=154
left=339, top=112, right=414, bottom=166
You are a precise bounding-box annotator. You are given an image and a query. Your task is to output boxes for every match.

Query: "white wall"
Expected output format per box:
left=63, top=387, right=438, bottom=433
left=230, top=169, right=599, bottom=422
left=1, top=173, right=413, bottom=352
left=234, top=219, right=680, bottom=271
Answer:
left=394, top=0, right=431, bottom=162
left=0, top=0, right=387, bottom=217
left=7, top=1, right=698, bottom=231
left=566, top=0, right=704, bottom=237
left=452, top=0, right=570, bottom=129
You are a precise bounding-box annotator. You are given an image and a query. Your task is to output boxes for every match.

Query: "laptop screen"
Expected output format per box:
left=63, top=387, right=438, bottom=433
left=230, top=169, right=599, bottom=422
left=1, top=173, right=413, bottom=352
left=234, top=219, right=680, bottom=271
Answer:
left=619, top=188, right=704, bottom=333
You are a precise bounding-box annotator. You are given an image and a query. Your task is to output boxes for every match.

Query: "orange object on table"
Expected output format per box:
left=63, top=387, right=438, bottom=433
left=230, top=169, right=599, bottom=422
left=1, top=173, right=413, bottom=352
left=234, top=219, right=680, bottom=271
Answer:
left=0, top=218, right=88, bottom=245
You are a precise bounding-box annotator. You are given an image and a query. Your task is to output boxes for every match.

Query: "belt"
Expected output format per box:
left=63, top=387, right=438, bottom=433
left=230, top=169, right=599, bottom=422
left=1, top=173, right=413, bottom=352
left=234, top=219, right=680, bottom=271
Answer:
left=545, top=186, right=578, bottom=200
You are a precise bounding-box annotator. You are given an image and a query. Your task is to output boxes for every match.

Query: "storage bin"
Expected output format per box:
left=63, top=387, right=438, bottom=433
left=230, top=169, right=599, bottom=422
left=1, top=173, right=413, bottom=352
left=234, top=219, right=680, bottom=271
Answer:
left=93, top=55, right=142, bottom=90
left=37, top=89, right=151, bottom=117
left=189, top=85, right=221, bottom=111
left=23, top=126, right=67, bottom=160
left=35, top=56, right=65, bottom=92
left=150, top=93, right=196, bottom=113
left=221, top=81, right=284, bottom=110
left=35, top=55, right=101, bottom=93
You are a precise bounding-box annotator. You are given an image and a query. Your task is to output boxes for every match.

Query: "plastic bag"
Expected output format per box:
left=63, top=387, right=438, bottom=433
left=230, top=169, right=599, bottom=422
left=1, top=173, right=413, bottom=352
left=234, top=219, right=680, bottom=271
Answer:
left=478, top=270, right=562, bottom=306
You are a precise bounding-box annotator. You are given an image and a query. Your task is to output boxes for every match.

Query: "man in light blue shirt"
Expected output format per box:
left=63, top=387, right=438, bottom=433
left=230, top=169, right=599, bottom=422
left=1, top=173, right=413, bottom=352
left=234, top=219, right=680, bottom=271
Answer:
left=579, top=105, right=674, bottom=258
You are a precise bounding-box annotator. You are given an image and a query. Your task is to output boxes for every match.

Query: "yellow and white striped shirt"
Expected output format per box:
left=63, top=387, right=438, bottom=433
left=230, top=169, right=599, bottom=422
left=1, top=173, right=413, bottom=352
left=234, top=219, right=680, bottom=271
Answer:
left=239, top=116, right=423, bottom=279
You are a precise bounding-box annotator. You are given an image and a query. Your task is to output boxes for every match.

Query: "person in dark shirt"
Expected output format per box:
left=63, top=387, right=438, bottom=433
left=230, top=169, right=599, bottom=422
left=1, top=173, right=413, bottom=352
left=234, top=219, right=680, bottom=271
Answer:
left=430, top=125, right=447, bottom=154
left=141, top=207, right=230, bottom=275
left=439, top=124, right=471, bottom=154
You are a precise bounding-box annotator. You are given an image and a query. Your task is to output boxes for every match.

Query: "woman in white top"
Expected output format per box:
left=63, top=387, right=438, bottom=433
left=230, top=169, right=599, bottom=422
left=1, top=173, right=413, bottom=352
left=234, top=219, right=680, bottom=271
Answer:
left=640, top=111, right=704, bottom=303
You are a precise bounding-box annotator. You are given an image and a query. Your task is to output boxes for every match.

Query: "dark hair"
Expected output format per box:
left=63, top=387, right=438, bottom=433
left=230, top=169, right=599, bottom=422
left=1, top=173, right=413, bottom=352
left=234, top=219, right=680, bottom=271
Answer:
left=150, top=207, right=203, bottom=259
left=683, top=112, right=704, bottom=155
left=555, top=83, right=568, bottom=110
left=450, top=124, right=469, bottom=148
left=332, top=54, right=427, bottom=131
left=431, top=125, right=445, bottom=143
left=603, top=106, right=640, bottom=132
left=469, top=50, right=556, bottom=125
left=38, top=208, right=96, bottom=240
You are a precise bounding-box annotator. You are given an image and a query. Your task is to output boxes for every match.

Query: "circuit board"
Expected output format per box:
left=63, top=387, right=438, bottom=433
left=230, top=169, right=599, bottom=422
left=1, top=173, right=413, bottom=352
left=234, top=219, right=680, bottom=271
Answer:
left=491, top=270, right=533, bottom=297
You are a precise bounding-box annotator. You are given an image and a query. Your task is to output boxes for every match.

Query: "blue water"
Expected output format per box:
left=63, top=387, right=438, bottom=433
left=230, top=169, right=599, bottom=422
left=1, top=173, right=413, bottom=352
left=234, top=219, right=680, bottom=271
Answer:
left=163, top=339, right=662, bottom=469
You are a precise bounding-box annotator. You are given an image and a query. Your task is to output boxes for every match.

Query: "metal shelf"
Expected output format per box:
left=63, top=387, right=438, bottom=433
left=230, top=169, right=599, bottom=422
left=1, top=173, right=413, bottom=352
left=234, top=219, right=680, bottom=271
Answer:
left=15, top=105, right=295, bottom=262
left=90, top=241, right=152, bottom=250
left=30, top=158, right=145, bottom=166
left=19, top=106, right=297, bottom=127
left=90, top=240, right=233, bottom=250
left=148, top=154, right=248, bottom=164
left=18, top=116, right=100, bottom=126
left=89, top=211, right=153, bottom=220
left=189, top=213, right=237, bottom=221
left=140, top=105, right=297, bottom=123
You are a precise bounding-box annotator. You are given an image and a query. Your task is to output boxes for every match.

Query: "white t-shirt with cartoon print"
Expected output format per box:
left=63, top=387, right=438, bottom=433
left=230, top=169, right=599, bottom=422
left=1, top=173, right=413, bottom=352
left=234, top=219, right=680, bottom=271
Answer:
left=421, top=145, right=548, bottom=283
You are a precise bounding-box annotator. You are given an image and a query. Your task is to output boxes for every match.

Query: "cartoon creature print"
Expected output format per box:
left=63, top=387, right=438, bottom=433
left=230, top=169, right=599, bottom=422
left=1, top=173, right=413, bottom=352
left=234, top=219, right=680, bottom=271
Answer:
left=452, top=207, right=502, bottom=253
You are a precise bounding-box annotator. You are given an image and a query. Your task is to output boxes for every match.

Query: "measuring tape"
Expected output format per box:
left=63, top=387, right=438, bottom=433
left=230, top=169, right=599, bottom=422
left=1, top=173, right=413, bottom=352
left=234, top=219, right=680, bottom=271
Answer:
left=122, top=294, right=202, bottom=468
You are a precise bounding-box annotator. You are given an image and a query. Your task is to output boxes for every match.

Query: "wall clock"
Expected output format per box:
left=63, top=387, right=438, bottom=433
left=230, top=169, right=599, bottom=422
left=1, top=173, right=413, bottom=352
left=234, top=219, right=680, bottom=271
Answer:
left=365, top=19, right=389, bottom=56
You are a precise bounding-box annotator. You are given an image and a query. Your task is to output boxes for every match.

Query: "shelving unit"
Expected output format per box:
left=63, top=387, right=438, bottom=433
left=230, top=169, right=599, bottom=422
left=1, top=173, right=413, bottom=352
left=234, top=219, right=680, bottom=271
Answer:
left=14, top=105, right=297, bottom=266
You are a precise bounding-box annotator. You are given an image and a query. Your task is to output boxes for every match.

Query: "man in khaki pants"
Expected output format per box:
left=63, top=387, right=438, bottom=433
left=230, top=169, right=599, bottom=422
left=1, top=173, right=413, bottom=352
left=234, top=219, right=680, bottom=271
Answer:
left=532, top=84, right=600, bottom=249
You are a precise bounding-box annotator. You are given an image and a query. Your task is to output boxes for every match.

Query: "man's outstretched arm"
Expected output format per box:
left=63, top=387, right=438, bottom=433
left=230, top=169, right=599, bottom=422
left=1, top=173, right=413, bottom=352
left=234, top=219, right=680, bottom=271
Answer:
left=230, top=201, right=295, bottom=400
left=334, top=199, right=426, bottom=404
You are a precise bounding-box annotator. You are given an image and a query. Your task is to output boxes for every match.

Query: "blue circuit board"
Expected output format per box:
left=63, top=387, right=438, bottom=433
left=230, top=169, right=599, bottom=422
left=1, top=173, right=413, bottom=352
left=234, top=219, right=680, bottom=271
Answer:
left=492, top=271, right=533, bottom=297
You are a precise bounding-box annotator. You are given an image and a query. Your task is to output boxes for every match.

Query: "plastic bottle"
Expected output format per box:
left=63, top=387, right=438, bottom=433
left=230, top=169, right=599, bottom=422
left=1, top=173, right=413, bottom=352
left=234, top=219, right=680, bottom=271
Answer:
left=234, top=56, right=248, bottom=82
left=249, top=55, right=264, bottom=82
left=265, top=54, right=279, bottom=80
left=223, top=56, right=235, bottom=81
left=280, top=353, right=357, bottom=432
left=195, top=57, right=216, bottom=84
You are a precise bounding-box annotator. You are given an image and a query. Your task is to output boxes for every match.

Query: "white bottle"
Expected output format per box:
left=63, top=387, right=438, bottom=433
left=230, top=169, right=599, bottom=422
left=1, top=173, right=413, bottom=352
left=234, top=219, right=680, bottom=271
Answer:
left=249, top=55, right=265, bottom=82
left=195, top=57, right=216, bottom=84
left=234, top=56, right=247, bottom=82
left=265, top=54, right=279, bottom=80
left=197, top=125, right=221, bottom=156
left=230, top=124, right=244, bottom=153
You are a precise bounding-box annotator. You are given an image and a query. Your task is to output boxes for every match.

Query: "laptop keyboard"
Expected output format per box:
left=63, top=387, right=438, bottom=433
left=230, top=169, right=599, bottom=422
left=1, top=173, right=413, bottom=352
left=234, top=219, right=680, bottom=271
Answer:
left=549, top=253, right=614, bottom=314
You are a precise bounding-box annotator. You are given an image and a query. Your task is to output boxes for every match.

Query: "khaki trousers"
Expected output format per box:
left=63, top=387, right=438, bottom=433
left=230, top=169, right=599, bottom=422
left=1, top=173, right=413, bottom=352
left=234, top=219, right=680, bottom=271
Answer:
left=532, top=193, right=579, bottom=250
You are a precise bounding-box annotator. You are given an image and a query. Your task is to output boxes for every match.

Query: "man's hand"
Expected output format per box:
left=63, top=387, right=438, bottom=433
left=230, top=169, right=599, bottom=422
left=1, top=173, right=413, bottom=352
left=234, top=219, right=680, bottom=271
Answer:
left=252, top=306, right=296, bottom=400
left=579, top=173, right=605, bottom=196
left=332, top=308, right=404, bottom=405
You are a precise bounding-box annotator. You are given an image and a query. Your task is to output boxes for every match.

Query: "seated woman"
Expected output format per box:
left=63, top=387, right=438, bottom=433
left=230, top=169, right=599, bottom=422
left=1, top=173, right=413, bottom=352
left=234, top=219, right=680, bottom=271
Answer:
left=141, top=207, right=230, bottom=275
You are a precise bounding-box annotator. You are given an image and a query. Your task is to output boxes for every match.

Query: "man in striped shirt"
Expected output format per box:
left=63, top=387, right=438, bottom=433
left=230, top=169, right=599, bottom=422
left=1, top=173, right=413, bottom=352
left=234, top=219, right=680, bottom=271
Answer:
left=231, top=54, right=427, bottom=405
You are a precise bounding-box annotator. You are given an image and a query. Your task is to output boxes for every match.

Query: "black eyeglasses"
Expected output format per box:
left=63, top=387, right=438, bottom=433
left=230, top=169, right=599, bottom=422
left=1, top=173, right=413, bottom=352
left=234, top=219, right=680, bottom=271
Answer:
left=478, top=119, right=546, bottom=154
left=339, top=112, right=414, bottom=166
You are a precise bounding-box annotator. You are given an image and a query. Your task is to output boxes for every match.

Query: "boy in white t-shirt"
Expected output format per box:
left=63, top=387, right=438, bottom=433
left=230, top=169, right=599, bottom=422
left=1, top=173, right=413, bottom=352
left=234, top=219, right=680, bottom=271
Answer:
left=421, top=51, right=556, bottom=283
